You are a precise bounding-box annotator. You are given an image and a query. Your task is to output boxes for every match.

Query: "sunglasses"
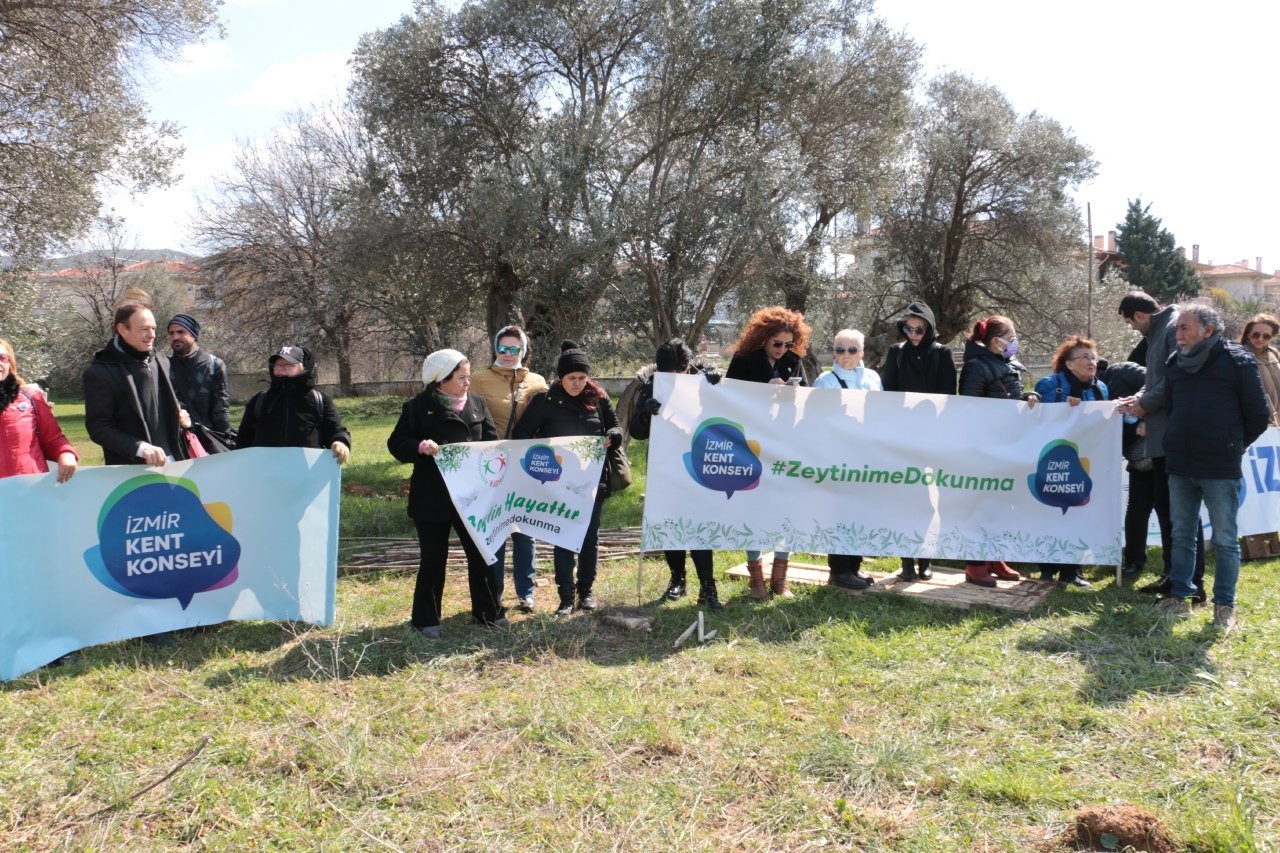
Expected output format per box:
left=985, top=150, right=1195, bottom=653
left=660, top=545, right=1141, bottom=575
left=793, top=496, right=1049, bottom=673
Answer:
left=833, top=346, right=860, bottom=354
left=0, top=353, right=10, bottom=363
left=769, top=339, right=795, bottom=350
left=495, top=344, right=522, bottom=355
left=903, top=325, right=927, bottom=336
left=1250, top=331, right=1274, bottom=341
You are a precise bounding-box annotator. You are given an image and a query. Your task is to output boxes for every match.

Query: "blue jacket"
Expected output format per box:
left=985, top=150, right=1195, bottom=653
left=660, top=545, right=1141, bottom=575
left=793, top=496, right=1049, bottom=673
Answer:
left=1164, top=338, right=1269, bottom=479
left=1034, top=370, right=1108, bottom=403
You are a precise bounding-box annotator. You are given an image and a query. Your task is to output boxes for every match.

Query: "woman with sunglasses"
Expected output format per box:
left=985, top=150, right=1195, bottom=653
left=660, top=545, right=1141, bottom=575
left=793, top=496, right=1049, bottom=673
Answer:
left=814, top=329, right=880, bottom=590
left=470, top=325, right=549, bottom=612
left=1240, top=314, right=1280, bottom=425
left=0, top=338, right=79, bottom=481
left=958, top=314, right=1037, bottom=588
left=879, top=301, right=956, bottom=581
left=726, top=306, right=811, bottom=598
left=1033, top=336, right=1109, bottom=587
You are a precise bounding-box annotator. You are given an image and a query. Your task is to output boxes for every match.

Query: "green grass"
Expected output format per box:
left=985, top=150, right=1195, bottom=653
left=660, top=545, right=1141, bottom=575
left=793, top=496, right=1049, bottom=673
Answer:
left=10, top=396, right=1278, bottom=848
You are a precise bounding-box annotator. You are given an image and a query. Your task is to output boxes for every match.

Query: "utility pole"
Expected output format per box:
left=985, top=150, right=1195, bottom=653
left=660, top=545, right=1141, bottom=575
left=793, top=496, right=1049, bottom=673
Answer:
left=1086, top=203, right=1094, bottom=339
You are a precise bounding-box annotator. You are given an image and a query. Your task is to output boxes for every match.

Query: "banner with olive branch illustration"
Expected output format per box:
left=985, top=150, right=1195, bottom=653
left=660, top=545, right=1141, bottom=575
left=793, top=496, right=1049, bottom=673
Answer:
left=436, top=436, right=607, bottom=564
left=641, top=374, right=1124, bottom=565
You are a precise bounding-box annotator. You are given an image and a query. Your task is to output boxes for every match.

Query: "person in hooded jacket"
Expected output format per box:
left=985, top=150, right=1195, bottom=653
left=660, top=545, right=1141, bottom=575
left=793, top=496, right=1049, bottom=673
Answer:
left=630, top=337, right=723, bottom=611
left=236, top=345, right=351, bottom=464
left=388, top=349, right=507, bottom=637
left=879, top=301, right=956, bottom=582
left=725, top=306, right=811, bottom=599
left=514, top=341, right=622, bottom=616
left=0, top=337, right=78, bottom=481
left=957, top=314, right=1038, bottom=588
left=1033, top=336, right=1109, bottom=588
left=469, top=325, right=550, bottom=612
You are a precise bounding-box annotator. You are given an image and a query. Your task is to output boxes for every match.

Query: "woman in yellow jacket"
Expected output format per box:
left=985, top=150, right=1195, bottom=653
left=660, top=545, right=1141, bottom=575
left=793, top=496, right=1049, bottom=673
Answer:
left=470, top=325, right=550, bottom=612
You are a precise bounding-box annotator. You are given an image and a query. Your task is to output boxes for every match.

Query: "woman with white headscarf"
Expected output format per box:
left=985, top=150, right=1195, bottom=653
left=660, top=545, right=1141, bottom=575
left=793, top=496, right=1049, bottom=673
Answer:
left=388, top=349, right=507, bottom=638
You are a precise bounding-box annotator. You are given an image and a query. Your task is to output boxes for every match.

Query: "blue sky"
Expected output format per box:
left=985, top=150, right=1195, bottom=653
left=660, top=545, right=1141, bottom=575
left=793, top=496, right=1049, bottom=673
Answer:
left=110, top=0, right=1279, bottom=276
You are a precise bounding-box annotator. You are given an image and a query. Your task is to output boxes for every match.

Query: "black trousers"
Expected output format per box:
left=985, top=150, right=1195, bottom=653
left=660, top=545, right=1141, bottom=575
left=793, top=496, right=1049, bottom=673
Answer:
left=664, top=549, right=715, bottom=588
left=411, top=508, right=504, bottom=628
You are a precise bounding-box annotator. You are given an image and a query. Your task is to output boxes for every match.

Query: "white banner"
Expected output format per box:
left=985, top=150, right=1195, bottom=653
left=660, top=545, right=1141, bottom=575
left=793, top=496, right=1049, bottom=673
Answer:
left=642, top=374, right=1124, bottom=564
left=1237, top=426, right=1280, bottom=536
left=1, top=448, right=338, bottom=680
left=437, top=437, right=606, bottom=564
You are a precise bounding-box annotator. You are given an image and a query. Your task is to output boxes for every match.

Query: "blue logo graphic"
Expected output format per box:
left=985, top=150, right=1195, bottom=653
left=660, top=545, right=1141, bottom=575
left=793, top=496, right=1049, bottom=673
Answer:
left=683, top=418, right=763, bottom=498
left=1027, top=440, right=1093, bottom=513
left=520, top=444, right=563, bottom=484
left=84, top=475, right=241, bottom=609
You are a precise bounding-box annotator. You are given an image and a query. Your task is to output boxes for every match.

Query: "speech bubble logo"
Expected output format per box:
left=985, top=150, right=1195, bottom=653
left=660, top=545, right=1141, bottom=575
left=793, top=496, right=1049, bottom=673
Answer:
left=1027, top=440, right=1093, bottom=514
left=84, top=475, right=241, bottom=609
left=683, top=418, right=763, bottom=498
left=521, top=444, right=563, bottom=484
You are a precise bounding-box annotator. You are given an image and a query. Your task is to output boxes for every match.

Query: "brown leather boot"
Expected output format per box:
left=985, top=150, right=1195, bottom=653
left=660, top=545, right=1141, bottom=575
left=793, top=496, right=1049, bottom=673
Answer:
left=747, top=559, right=770, bottom=600
left=770, top=557, right=793, bottom=598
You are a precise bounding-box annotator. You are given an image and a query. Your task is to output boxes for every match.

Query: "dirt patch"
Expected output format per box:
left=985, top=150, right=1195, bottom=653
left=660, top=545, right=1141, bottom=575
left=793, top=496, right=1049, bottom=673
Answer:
left=1060, top=804, right=1175, bottom=852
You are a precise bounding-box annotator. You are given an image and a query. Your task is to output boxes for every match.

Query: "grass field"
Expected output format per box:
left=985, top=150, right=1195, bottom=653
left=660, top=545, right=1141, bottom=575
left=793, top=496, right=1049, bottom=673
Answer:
left=2, top=397, right=1277, bottom=848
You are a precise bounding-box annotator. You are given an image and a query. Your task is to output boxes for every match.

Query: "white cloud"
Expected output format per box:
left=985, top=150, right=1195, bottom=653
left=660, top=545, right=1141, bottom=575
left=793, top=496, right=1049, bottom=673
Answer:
left=227, top=51, right=353, bottom=111
left=167, top=41, right=239, bottom=76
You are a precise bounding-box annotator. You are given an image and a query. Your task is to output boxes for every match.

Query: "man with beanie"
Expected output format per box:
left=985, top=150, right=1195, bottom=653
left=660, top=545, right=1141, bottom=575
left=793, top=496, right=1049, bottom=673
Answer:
left=236, top=345, right=352, bottom=464
left=167, top=313, right=232, bottom=447
left=1146, top=304, right=1268, bottom=633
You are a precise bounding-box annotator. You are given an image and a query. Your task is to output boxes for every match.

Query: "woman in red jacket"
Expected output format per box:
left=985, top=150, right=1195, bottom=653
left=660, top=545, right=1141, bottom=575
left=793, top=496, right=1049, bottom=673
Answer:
left=0, top=338, right=78, bottom=481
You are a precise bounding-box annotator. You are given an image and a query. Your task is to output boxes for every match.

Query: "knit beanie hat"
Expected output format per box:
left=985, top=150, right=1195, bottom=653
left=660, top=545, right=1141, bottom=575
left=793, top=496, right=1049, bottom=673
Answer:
left=168, top=314, right=201, bottom=339
left=556, top=340, right=591, bottom=377
left=422, top=349, right=468, bottom=386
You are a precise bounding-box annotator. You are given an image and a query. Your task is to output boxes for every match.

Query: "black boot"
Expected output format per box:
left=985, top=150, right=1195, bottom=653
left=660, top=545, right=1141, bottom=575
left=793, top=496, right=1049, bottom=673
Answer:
left=696, top=581, right=724, bottom=612
left=898, top=558, right=918, bottom=582
left=555, top=587, right=575, bottom=617
left=917, top=559, right=933, bottom=580
left=1138, top=575, right=1171, bottom=595
left=663, top=574, right=687, bottom=602
left=1039, top=566, right=1057, bottom=582
left=1059, top=566, right=1091, bottom=588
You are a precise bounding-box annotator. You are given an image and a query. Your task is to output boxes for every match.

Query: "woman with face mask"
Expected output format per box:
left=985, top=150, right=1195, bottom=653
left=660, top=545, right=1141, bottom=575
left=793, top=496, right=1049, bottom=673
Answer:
left=957, top=315, right=1038, bottom=588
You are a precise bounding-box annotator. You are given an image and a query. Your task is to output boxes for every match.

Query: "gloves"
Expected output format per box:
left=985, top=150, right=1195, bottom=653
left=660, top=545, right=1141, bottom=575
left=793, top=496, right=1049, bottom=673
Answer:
left=702, top=367, right=722, bottom=385
left=331, top=441, right=351, bottom=465
left=643, top=396, right=662, bottom=415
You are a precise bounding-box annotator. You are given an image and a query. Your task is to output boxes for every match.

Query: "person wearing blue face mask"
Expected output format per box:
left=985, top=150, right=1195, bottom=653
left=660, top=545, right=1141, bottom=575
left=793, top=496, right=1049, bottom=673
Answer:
left=958, top=314, right=1039, bottom=588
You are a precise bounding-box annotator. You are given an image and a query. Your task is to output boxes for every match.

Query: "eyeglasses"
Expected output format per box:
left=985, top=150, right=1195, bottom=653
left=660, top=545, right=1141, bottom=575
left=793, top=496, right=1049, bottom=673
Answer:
left=995, top=335, right=1018, bottom=346
left=903, top=325, right=927, bottom=337
left=833, top=346, right=860, bottom=354
left=1250, top=330, right=1275, bottom=341
left=768, top=339, right=795, bottom=350
left=0, top=353, right=10, bottom=363
left=495, top=344, right=521, bottom=355
left=1068, top=353, right=1099, bottom=362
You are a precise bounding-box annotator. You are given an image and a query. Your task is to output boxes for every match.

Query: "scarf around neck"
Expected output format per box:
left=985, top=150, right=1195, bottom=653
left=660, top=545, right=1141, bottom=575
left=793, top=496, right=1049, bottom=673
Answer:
left=1176, top=333, right=1219, bottom=374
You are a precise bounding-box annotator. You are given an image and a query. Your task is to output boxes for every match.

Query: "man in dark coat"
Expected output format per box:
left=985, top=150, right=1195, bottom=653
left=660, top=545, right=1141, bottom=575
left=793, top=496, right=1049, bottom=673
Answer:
left=83, top=303, right=187, bottom=466
left=236, top=345, right=351, bottom=464
left=1151, top=303, right=1269, bottom=633
left=167, top=313, right=232, bottom=443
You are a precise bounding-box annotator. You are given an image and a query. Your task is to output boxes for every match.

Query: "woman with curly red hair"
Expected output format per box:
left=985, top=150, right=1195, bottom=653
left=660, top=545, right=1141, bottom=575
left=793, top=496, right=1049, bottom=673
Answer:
left=726, top=306, right=811, bottom=599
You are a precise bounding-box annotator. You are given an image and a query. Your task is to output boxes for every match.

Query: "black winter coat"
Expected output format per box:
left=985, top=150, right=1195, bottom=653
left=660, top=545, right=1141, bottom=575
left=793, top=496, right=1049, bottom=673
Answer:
left=237, top=349, right=351, bottom=451
left=388, top=390, right=498, bottom=522
left=83, top=339, right=187, bottom=465
left=514, top=384, right=622, bottom=492
left=1165, top=339, right=1270, bottom=479
left=169, top=347, right=232, bottom=433
left=726, top=347, right=806, bottom=384
left=880, top=341, right=956, bottom=394
left=958, top=339, right=1026, bottom=400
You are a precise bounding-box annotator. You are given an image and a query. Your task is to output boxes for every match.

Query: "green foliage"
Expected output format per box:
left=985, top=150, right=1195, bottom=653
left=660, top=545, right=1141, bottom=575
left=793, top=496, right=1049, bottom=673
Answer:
left=0, top=0, right=221, bottom=256
left=1115, top=198, right=1202, bottom=303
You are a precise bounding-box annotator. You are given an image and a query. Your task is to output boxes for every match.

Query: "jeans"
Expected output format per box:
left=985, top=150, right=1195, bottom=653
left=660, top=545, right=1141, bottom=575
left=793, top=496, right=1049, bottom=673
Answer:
left=553, top=493, right=605, bottom=595
left=1153, top=456, right=1206, bottom=582
left=1168, top=474, right=1241, bottom=606
left=746, top=550, right=790, bottom=562
left=493, top=532, right=538, bottom=601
